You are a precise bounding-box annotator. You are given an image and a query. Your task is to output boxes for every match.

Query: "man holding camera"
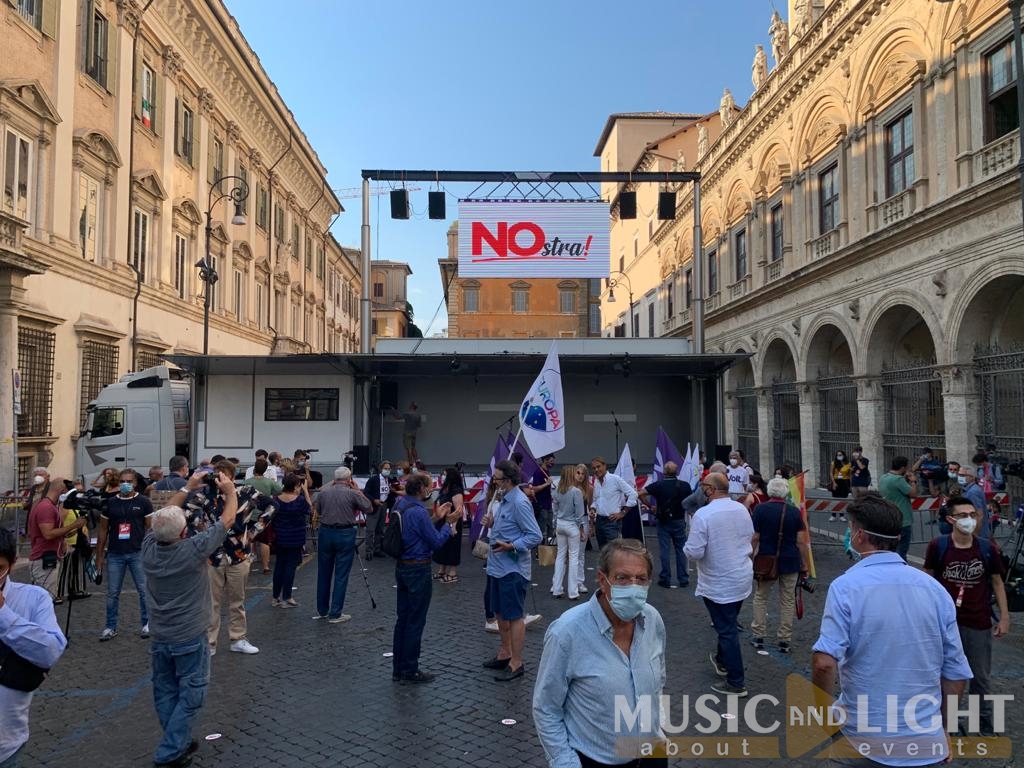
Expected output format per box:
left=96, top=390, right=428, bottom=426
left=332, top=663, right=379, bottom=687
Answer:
left=27, top=478, right=86, bottom=602
left=96, top=469, right=153, bottom=640
left=142, top=470, right=237, bottom=768
left=0, top=527, right=67, bottom=768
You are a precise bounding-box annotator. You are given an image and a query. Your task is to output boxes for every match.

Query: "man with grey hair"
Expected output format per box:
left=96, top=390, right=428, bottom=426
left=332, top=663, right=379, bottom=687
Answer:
left=313, top=466, right=371, bottom=623
left=640, top=461, right=693, bottom=589
left=749, top=477, right=811, bottom=653
left=141, top=470, right=237, bottom=768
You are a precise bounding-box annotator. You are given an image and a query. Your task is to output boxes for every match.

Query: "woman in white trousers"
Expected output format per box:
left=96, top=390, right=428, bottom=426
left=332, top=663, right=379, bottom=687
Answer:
left=551, top=466, right=586, bottom=600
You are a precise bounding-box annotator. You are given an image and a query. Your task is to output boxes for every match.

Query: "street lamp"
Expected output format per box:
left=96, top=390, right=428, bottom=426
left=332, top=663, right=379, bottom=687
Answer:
left=201, top=175, right=249, bottom=355
left=938, top=0, right=1024, bottom=235
left=606, top=271, right=635, bottom=338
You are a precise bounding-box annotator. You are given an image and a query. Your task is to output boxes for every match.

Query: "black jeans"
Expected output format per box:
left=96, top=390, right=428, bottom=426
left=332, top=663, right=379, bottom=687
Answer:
left=273, top=546, right=303, bottom=600
left=577, top=752, right=667, bottom=768
left=393, top=563, right=432, bottom=677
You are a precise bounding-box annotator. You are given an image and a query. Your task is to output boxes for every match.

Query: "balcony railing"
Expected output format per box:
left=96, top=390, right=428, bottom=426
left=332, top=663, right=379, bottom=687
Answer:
left=766, top=260, right=782, bottom=282
left=728, top=275, right=750, bottom=300
left=811, top=229, right=838, bottom=259
left=975, top=131, right=1018, bottom=181
left=706, top=293, right=720, bottom=312
left=880, top=188, right=912, bottom=226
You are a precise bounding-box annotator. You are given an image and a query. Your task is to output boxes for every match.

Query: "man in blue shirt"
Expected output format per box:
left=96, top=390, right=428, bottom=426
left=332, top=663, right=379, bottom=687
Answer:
left=0, top=527, right=67, bottom=768
left=813, top=492, right=973, bottom=767
left=484, top=459, right=543, bottom=682
left=956, top=467, right=989, bottom=538
left=391, top=472, right=458, bottom=684
left=534, top=538, right=667, bottom=768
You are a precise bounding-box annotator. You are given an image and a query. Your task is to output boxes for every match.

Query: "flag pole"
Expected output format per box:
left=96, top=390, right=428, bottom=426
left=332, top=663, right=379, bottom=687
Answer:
left=508, top=425, right=523, bottom=455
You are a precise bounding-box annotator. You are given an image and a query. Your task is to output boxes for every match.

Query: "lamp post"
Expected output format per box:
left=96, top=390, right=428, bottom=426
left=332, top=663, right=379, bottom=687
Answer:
left=606, top=271, right=635, bottom=338
left=200, top=175, right=249, bottom=355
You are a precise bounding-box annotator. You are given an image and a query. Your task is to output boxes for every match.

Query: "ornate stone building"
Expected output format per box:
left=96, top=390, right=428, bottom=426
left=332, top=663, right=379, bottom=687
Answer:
left=0, top=0, right=359, bottom=489
left=439, top=222, right=602, bottom=339
left=597, top=0, right=1024, bottom=489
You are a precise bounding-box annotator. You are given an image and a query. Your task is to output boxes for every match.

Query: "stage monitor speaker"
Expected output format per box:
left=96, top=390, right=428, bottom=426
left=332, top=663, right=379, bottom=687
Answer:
left=352, top=444, right=370, bottom=475
left=618, top=191, right=637, bottom=219
left=378, top=380, right=399, bottom=411
left=390, top=189, right=409, bottom=219
left=714, top=444, right=732, bottom=464
left=428, top=191, right=446, bottom=220
left=658, top=191, right=676, bottom=220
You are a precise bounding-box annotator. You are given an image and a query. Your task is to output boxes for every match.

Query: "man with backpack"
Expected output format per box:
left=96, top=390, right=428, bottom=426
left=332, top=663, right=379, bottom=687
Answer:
left=924, top=496, right=1010, bottom=736
left=640, top=461, right=692, bottom=588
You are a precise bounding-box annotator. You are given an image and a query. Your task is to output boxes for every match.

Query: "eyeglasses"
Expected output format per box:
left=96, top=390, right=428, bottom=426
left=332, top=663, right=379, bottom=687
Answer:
left=609, top=574, right=651, bottom=587
left=949, top=512, right=975, bottom=520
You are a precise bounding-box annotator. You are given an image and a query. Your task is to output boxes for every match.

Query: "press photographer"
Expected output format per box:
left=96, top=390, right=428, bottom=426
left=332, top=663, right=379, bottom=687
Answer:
left=27, top=478, right=86, bottom=603
left=0, top=526, right=67, bottom=767
left=141, top=470, right=237, bottom=768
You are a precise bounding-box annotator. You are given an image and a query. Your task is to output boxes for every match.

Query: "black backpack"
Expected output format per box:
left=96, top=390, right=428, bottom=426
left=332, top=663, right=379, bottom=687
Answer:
left=382, top=506, right=404, bottom=559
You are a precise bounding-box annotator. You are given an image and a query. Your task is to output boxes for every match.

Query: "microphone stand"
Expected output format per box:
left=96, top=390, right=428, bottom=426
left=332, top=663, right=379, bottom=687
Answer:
left=611, top=410, right=622, bottom=460
left=494, top=413, right=517, bottom=431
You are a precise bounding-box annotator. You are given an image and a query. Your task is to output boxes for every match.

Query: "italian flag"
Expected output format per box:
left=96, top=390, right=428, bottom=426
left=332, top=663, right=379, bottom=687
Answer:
left=788, top=471, right=815, bottom=578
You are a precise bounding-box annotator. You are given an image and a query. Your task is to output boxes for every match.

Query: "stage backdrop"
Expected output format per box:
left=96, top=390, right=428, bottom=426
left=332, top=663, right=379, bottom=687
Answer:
left=457, top=200, right=609, bottom=278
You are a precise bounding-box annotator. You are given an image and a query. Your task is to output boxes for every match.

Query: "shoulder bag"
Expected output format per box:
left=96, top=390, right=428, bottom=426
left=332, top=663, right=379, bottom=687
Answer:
left=753, top=501, right=786, bottom=581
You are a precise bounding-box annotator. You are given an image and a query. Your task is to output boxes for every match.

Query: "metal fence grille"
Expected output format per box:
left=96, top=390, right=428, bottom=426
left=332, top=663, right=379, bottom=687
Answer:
left=881, top=360, right=944, bottom=469
left=818, top=374, right=859, bottom=487
left=17, top=457, right=30, bottom=494
left=80, top=340, right=120, bottom=430
left=735, top=388, right=759, bottom=467
left=772, top=381, right=802, bottom=472
left=137, top=349, right=164, bottom=371
left=975, top=344, right=1024, bottom=505
left=17, top=327, right=54, bottom=437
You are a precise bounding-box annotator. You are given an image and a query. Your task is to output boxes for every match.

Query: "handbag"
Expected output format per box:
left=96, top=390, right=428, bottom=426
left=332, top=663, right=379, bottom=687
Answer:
left=537, top=543, right=557, bottom=567
left=753, top=501, right=786, bottom=581
left=0, top=648, right=49, bottom=693
left=472, top=531, right=490, bottom=560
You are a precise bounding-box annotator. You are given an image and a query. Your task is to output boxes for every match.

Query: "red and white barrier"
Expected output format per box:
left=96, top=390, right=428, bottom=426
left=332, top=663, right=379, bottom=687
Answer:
left=807, top=493, right=1009, bottom=516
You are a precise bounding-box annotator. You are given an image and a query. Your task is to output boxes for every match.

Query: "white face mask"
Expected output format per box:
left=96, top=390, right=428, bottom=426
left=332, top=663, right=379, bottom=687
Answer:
left=33, top=475, right=45, bottom=486
left=729, top=459, right=739, bottom=467
left=954, top=517, right=977, bottom=535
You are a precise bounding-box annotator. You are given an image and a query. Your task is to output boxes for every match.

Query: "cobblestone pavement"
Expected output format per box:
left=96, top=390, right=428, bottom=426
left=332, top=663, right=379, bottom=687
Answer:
left=16, top=525, right=1024, bottom=768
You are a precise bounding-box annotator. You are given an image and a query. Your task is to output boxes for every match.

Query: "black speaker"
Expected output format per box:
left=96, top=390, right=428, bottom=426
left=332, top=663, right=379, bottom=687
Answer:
left=428, top=191, right=446, bottom=220
left=658, top=191, right=676, bottom=220
left=714, top=444, right=732, bottom=464
left=378, top=380, right=398, bottom=411
left=618, top=191, right=636, bottom=219
left=352, top=444, right=370, bottom=475
left=390, top=189, right=409, bottom=219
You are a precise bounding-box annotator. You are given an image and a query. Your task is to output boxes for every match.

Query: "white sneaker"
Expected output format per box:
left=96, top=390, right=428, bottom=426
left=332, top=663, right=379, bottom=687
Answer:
left=829, top=514, right=838, bottom=522
left=230, top=638, right=259, bottom=654
left=524, top=613, right=542, bottom=628
left=139, top=624, right=150, bottom=639
left=578, top=585, right=589, bottom=594
left=838, top=514, right=847, bottom=522
left=328, top=614, right=351, bottom=624
left=99, top=628, right=117, bottom=642
left=209, top=647, right=216, bottom=657
left=484, top=620, right=499, bottom=633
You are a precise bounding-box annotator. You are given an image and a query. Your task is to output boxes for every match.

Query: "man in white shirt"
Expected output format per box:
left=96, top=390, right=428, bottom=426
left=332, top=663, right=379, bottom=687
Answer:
left=588, top=457, right=638, bottom=549
left=244, top=450, right=282, bottom=482
left=725, top=451, right=751, bottom=498
left=684, top=472, right=753, bottom=697
left=0, top=527, right=68, bottom=767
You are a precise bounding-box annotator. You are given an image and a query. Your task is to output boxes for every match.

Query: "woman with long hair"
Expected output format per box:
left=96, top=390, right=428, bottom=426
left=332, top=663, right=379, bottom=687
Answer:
left=830, top=450, right=852, bottom=500
left=573, top=463, right=593, bottom=593
left=551, top=466, right=586, bottom=600
left=432, top=467, right=465, bottom=583
left=271, top=472, right=311, bottom=608
left=743, top=473, right=769, bottom=512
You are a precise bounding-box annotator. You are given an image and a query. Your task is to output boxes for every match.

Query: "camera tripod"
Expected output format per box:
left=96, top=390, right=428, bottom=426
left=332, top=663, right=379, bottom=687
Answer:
left=57, top=542, right=93, bottom=643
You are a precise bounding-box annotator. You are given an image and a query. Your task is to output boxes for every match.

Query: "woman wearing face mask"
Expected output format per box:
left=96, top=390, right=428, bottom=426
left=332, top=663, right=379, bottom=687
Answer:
left=533, top=538, right=668, bottom=768
left=829, top=450, right=852, bottom=508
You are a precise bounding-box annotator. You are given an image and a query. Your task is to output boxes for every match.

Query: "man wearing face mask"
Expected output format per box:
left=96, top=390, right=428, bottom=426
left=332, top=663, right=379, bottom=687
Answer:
left=684, top=472, right=753, bottom=697
left=955, top=467, right=989, bottom=539
left=27, top=478, right=86, bottom=603
left=924, top=497, right=1009, bottom=737
left=849, top=447, right=871, bottom=499
left=813, top=493, right=972, bottom=764
left=142, top=471, right=237, bottom=768
left=725, top=451, right=751, bottom=499
left=363, top=461, right=394, bottom=559
left=533, top=538, right=667, bottom=768
left=0, top=527, right=68, bottom=767
left=96, top=469, right=153, bottom=641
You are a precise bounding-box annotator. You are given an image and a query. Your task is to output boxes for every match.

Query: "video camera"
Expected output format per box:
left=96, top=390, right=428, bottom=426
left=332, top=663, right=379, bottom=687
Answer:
left=61, top=488, right=108, bottom=528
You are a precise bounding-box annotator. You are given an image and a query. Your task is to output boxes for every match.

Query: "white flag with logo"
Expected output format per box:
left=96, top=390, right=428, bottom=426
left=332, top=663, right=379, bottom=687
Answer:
left=615, top=443, right=634, bottom=488
left=518, top=341, right=566, bottom=458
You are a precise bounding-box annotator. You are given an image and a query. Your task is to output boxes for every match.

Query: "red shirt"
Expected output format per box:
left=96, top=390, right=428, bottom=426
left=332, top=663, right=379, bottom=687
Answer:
left=28, top=497, right=62, bottom=560
left=924, top=537, right=1006, bottom=630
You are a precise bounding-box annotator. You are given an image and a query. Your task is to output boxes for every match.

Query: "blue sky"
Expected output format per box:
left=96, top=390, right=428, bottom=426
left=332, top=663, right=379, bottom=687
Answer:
left=225, top=0, right=776, bottom=335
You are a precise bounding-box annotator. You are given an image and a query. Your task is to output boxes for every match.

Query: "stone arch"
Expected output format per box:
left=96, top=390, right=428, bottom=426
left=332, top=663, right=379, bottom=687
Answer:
left=939, top=0, right=1002, bottom=55
left=947, top=260, right=1024, bottom=361
left=852, top=24, right=928, bottom=118
left=700, top=204, right=723, bottom=245
left=801, top=314, right=858, bottom=380
left=861, top=293, right=945, bottom=374
left=755, top=141, right=793, bottom=196
left=759, top=335, right=799, bottom=385
left=794, top=92, right=850, bottom=166
left=723, top=178, right=754, bottom=226
left=725, top=346, right=755, bottom=391
left=173, top=197, right=202, bottom=226
left=73, top=129, right=123, bottom=168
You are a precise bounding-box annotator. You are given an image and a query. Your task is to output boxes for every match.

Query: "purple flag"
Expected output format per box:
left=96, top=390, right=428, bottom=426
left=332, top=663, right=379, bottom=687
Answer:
left=647, top=427, right=685, bottom=487
left=471, top=435, right=511, bottom=543
left=506, top=429, right=541, bottom=487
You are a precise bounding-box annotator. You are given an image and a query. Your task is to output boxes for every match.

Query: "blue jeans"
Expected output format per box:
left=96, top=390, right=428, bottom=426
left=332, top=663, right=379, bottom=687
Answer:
left=151, top=634, right=210, bottom=764
left=316, top=526, right=357, bottom=618
left=105, top=551, right=148, bottom=631
left=656, top=518, right=688, bottom=585
left=392, top=563, right=432, bottom=678
left=0, top=746, right=22, bottom=767
left=594, top=516, right=621, bottom=549
left=703, top=597, right=745, bottom=688
left=897, top=524, right=912, bottom=562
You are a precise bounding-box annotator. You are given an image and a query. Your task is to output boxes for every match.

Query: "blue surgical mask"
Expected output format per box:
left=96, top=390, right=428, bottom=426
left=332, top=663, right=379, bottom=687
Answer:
left=957, top=476, right=968, bottom=487
left=845, top=529, right=861, bottom=562
left=608, top=584, right=649, bottom=620
left=381, top=469, right=391, bottom=477
left=119, top=482, right=134, bottom=494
